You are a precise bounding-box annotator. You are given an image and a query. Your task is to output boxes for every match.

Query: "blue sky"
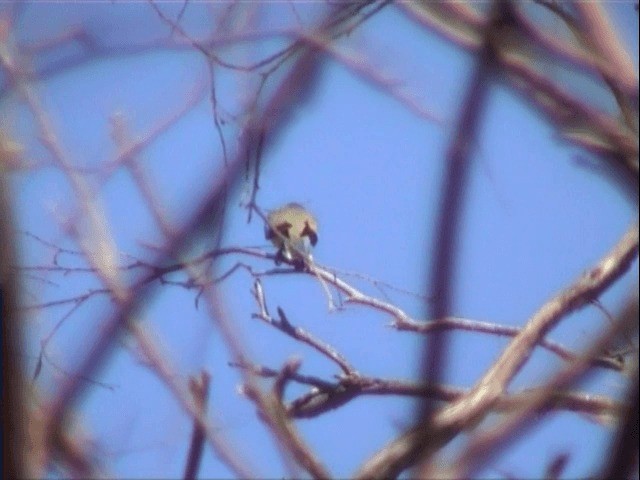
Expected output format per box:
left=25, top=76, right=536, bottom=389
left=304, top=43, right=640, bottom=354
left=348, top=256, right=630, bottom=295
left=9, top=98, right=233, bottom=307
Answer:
left=3, top=2, right=638, bottom=478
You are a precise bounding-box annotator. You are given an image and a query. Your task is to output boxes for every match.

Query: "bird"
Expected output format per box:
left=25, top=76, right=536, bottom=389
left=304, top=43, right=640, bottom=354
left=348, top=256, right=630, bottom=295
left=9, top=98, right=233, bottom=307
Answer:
left=264, top=202, right=318, bottom=270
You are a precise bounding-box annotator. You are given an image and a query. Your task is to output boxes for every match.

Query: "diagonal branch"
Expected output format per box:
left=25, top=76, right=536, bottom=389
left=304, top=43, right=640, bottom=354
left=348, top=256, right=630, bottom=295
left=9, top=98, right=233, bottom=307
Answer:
left=356, top=222, right=638, bottom=479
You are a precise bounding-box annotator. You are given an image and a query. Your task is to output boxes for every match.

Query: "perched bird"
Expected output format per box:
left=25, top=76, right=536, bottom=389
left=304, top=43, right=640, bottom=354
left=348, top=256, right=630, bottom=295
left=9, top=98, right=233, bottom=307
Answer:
left=265, top=203, right=318, bottom=269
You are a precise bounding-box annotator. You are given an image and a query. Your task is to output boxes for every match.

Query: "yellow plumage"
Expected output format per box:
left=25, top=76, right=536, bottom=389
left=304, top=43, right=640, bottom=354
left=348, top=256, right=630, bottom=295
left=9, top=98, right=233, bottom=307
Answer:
left=265, top=203, right=318, bottom=268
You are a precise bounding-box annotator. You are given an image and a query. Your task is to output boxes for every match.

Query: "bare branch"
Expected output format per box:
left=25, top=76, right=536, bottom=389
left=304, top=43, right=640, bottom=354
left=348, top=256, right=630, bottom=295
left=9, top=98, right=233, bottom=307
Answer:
left=356, top=222, right=638, bottom=479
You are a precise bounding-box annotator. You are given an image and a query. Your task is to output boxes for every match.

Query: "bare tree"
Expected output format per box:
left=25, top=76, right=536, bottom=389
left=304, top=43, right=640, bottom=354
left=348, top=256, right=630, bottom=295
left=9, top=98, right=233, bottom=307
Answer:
left=1, top=1, right=637, bottom=478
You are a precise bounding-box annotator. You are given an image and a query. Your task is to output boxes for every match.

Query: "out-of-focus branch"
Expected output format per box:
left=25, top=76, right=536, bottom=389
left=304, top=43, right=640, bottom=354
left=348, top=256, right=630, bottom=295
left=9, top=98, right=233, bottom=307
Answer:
left=126, top=321, right=254, bottom=478
left=243, top=360, right=331, bottom=479
left=1, top=46, right=125, bottom=303
left=600, top=364, right=639, bottom=480
left=532, top=1, right=638, bottom=135
left=432, top=297, right=639, bottom=479
left=31, top=4, right=353, bottom=475
left=2, top=158, right=100, bottom=477
left=448, top=224, right=637, bottom=409
left=501, top=52, right=638, bottom=164
left=420, top=0, right=504, bottom=426
left=356, top=222, right=638, bottom=479
left=400, top=1, right=639, bottom=171
left=1, top=139, right=27, bottom=480
left=183, top=371, right=211, bottom=480
left=30, top=4, right=390, bottom=475
left=298, top=30, right=443, bottom=125
left=573, top=2, right=638, bottom=96
left=357, top=3, right=508, bottom=477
